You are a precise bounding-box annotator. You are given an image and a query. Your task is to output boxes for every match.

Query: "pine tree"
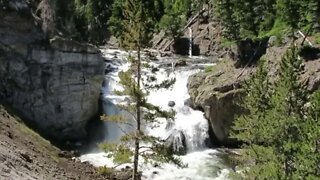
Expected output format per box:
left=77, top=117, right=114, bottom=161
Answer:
left=108, top=0, right=125, bottom=44
left=102, top=0, right=182, bottom=179
left=308, top=0, right=320, bottom=31
left=232, top=0, right=259, bottom=38
left=232, top=46, right=319, bottom=179
left=159, top=0, right=190, bottom=41
left=303, top=90, right=320, bottom=177
left=276, top=0, right=304, bottom=33
left=270, top=46, right=308, bottom=178
left=214, top=0, right=240, bottom=41
left=231, top=58, right=281, bottom=179
left=73, top=0, right=114, bottom=43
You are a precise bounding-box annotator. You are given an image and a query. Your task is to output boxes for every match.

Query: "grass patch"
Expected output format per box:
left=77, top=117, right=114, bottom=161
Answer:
left=314, top=33, right=320, bottom=45
left=97, top=166, right=115, bottom=176
left=259, top=18, right=289, bottom=46
left=211, top=58, right=231, bottom=72
left=204, top=65, right=214, bottom=73
left=219, top=38, right=236, bottom=48
left=18, top=122, right=60, bottom=162
left=0, top=104, right=59, bottom=162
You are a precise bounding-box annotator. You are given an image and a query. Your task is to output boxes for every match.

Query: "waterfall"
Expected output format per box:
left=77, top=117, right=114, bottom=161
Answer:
left=80, top=49, right=231, bottom=180
left=147, top=68, right=209, bottom=152
left=189, top=27, right=192, bottom=58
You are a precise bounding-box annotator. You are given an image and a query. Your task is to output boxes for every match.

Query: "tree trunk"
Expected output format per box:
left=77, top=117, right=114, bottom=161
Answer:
left=132, top=45, right=141, bottom=180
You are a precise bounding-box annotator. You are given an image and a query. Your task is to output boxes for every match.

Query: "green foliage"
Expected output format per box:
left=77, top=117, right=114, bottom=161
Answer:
left=158, top=13, right=185, bottom=40
left=260, top=18, right=289, bottom=46
left=54, top=0, right=114, bottom=43
left=214, top=0, right=240, bottom=41
left=204, top=65, right=214, bottom=73
left=232, top=46, right=320, bottom=178
left=97, top=166, right=115, bottom=176
left=314, top=33, right=320, bottom=44
left=157, top=0, right=194, bottom=40
left=214, top=0, right=276, bottom=41
left=109, top=0, right=163, bottom=47
left=276, top=0, right=305, bottom=32
left=213, top=0, right=318, bottom=43
left=232, top=58, right=272, bottom=145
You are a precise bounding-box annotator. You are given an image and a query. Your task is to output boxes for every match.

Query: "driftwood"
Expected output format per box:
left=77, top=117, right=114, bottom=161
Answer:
left=298, top=30, right=313, bottom=47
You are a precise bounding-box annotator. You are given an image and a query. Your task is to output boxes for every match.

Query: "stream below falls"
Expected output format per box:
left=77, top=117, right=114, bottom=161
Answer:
left=79, top=49, right=232, bottom=180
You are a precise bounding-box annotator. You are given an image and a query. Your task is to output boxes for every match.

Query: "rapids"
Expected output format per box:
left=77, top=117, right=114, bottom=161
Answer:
left=80, top=49, right=231, bottom=180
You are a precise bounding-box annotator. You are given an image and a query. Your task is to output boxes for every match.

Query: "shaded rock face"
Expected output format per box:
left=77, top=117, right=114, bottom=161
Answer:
left=187, top=71, right=245, bottom=146
left=0, top=3, right=104, bottom=141
left=152, top=5, right=230, bottom=57
left=187, top=43, right=320, bottom=146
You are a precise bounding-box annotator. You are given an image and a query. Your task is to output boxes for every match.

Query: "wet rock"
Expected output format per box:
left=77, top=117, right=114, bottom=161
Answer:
left=168, top=101, right=176, bottom=107
left=174, top=59, right=187, bottom=67
left=151, top=67, right=159, bottom=73
left=165, top=119, right=174, bottom=130
left=148, top=76, right=157, bottom=82
left=165, top=130, right=187, bottom=155
left=160, top=51, right=173, bottom=57
left=268, top=36, right=278, bottom=46
left=58, top=150, right=80, bottom=158
left=184, top=98, right=193, bottom=108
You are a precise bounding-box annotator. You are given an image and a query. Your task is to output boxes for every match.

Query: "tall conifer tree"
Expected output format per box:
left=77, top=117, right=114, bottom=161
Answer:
left=102, top=1, right=181, bottom=179
left=232, top=46, right=319, bottom=178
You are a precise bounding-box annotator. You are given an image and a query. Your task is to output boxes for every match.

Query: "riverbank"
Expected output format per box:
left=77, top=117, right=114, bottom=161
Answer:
left=0, top=103, right=137, bottom=180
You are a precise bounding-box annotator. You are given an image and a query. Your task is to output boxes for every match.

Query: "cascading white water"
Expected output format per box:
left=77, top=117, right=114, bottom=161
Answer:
left=147, top=68, right=208, bottom=152
left=189, top=27, right=192, bottom=58
left=80, top=49, right=231, bottom=180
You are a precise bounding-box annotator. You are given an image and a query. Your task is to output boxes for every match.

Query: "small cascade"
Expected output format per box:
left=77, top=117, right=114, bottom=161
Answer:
left=147, top=69, right=209, bottom=152
left=100, top=49, right=134, bottom=142
left=165, top=129, right=187, bottom=155
left=189, top=27, right=192, bottom=58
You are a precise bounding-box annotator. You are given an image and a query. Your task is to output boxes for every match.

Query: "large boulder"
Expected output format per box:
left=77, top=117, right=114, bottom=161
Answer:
left=0, top=4, right=104, bottom=141
left=187, top=69, right=246, bottom=146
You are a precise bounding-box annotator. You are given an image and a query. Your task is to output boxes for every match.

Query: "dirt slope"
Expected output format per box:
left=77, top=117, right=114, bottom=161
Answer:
left=0, top=104, right=107, bottom=180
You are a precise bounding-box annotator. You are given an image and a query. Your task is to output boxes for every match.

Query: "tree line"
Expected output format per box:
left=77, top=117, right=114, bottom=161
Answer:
left=214, top=0, right=320, bottom=43
left=35, top=0, right=202, bottom=44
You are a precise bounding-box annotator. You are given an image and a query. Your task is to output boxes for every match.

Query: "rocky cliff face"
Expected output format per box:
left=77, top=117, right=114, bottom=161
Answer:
left=152, top=7, right=224, bottom=57
left=187, top=43, right=320, bottom=146
left=0, top=1, right=104, bottom=141
left=187, top=60, right=250, bottom=146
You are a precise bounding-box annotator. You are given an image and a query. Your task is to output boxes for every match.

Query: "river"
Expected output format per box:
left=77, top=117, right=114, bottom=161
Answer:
left=79, top=49, right=231, bottom=180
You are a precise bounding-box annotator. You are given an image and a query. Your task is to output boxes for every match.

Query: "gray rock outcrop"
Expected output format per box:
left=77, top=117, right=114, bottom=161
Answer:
left=187, top=43, right=320, bottom=146
left=0, top=1, right=104, bottom=141
left=187, top=68, right=246, bottom=146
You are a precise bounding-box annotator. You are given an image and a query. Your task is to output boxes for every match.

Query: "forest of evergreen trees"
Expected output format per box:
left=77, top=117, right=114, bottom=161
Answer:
left=47, top=0, right=320, bottom=46
left=50, top=0, right=203, bottom=44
